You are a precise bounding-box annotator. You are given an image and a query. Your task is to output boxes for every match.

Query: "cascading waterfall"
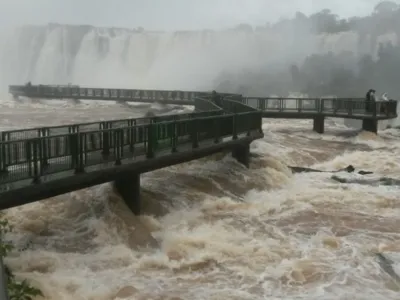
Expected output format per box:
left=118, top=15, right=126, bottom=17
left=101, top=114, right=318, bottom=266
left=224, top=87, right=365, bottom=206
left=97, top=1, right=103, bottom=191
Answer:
left=0, top=24, right=398, bottom=92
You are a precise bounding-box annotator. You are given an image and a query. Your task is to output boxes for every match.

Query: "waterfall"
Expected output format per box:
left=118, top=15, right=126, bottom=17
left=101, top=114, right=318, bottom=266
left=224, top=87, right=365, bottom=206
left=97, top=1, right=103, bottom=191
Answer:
left=0, top=24, right=398, bottom=92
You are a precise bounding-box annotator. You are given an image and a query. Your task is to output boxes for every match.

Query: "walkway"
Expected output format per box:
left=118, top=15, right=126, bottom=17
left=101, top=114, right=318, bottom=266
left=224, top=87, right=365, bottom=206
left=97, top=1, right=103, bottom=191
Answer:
left=1, top=85, right=397, bottom=210
left=0, top=94, right=263, bottom=210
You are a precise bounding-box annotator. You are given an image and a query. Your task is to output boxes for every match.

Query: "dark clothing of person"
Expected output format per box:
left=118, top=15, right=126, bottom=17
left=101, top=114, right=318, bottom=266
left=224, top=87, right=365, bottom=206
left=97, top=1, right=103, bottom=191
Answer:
left=365, top=89, right=376, bottom=113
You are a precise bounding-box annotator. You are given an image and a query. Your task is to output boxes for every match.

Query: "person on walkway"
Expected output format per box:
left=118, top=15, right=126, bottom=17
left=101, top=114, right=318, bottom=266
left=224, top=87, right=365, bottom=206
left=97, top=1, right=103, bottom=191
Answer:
left=380, top=92, right=389, bottom=101
left=365, top=89, right=376, bottom=113
left=211, top=90, right=221, bottom=106
left=380, top=92, right=393, bottom=114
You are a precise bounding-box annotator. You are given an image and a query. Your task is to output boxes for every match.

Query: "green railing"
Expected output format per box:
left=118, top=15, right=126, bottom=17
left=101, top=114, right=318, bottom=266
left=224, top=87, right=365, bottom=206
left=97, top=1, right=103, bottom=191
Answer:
left=0, top=111, right=262, bottom=185
left=242, top=97, right=398, bottom=118
left=0, top=97, right=223, bottom=142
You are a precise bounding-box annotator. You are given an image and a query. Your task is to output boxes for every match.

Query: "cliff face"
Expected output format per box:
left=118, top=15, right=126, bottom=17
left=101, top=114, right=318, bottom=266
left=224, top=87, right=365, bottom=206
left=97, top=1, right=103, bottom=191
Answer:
left=0, top=24, right=398, bottom=92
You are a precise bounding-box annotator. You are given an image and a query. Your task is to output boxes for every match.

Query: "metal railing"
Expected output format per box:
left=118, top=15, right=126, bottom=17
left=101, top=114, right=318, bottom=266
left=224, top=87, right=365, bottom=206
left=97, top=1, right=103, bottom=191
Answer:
left=0, top=98, right=223, bottom=142
left=0, top=111, right=262, bottom=187
left=242, top=97, right=398, bottom=118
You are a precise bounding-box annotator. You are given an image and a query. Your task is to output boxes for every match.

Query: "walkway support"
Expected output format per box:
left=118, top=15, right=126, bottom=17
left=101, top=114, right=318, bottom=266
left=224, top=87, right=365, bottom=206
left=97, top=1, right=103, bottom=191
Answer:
left=232, top=143, right=250, bottom=168
left=114, top=172, right=141, bottom=215
left=362, top=119, right=378, bottom=134
left=313, top=116, right=325, bottom=134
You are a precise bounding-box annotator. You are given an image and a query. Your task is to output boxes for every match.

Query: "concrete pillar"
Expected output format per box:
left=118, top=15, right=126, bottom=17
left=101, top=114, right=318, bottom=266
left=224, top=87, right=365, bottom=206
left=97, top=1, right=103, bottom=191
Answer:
left=12, top=95, right=20, bottom=102
left=68, top=98, right=80, bottom=104
left=232, top=143, right=250, bottom=168
left=313, top=116, right=325, bottom=134
left=114, top=173, right=141, bottom=215
left=362, top=119, right=378, bottom=134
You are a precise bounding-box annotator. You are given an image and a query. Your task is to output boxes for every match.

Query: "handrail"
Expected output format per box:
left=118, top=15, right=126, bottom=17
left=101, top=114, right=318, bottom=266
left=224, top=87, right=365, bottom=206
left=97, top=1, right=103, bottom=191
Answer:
left=0, top=111, right=262, bottom=186
left=0, top=96, right=225, bottom=141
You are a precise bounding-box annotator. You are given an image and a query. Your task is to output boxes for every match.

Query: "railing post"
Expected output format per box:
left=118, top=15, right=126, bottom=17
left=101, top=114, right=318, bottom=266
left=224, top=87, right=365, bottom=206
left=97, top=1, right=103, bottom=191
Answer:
left=83, top=134, right=88, bottom=164
left=31, top=139, right=40, bottom=184
left=171, top=121, right=178, bottom=153
left=128, top=120, right=135, bottom=153
left=114, top=129, right=122, bottom=165
left=152, top=120, right=159, bottom=152
left=191, top=119, right=199, bottom=148
left=3, top=133, right=11, bottom=173
left=38, top=128, right=49, bottom=167
left=100, top=122, right=110, bottom=156
left=75, top=133, right=85, bottom=173
left=0, top=133, right=7, bottom=173
left=26, top=140, right=33, bottom=178
left=146, top=124, right=155, bottom=159
left=232, top=114, right=238, bottom=140
left=68, top=132, right=79, bottom=173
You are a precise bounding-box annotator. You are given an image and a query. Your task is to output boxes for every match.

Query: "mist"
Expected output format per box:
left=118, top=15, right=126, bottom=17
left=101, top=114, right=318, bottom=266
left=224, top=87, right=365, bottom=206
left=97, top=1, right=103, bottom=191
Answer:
left=0, top=0, right=400, bottom=98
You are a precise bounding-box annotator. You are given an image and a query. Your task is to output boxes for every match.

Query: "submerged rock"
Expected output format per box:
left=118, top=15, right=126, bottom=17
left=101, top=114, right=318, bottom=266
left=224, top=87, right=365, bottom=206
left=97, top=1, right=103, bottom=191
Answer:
left=114, top=285, right=138, bottom=299
left=289, top=164, right=372, bottom=175
left=376, top=253, right=400, bottom=283
left=331, top=175, right=400, bottom=186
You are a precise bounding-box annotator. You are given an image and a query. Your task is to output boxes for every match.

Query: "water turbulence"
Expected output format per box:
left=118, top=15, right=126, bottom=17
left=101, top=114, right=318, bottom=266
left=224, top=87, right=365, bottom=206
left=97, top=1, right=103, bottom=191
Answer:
left=0, top=97, right=399, bottom=300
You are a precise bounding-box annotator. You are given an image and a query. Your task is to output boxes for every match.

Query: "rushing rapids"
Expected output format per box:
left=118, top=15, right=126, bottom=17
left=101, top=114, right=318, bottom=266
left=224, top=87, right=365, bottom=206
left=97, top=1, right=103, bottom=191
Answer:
left=0, top=99, right=400, bottom=300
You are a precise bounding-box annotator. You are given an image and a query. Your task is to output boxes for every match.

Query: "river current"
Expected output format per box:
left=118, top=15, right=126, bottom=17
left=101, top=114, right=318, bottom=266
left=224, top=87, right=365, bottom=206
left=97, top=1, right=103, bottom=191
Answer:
left=1, top=98, right=400, bottom=300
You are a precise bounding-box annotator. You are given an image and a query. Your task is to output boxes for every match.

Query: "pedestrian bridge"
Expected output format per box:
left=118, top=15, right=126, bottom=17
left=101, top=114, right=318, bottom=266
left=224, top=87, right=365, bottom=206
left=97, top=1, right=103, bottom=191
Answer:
left=9, top=84, right=398, bottom=133
left=1, top=84, right=397, bottom=213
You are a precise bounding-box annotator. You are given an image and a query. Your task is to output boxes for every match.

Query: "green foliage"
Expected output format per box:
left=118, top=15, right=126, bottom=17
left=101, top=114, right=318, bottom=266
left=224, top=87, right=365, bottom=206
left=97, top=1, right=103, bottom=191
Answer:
left=295, top=42, right=400, bottom=97
left=0, top=218, right=43, bottom=300
left=8, top=280, right=43, bottom=300
left=0, top=219, right=13, bottom=257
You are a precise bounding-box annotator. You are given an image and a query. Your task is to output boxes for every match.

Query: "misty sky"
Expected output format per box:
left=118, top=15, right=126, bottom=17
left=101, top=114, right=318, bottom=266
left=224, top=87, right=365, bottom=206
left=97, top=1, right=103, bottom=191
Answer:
left=0, top=0, right=400, bottom=30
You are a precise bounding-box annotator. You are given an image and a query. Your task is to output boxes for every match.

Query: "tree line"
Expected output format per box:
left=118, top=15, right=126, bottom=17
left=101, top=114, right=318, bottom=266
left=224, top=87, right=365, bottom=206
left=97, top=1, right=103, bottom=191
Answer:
left=216, top=1, right=400, bottom=98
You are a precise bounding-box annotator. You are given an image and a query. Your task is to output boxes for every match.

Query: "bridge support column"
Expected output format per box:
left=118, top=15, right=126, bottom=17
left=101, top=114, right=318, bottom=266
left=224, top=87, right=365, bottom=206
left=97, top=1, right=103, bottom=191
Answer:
left=313, top=116, right=325, bottom=134
left=114, top=172, right=141, bottom=215
left=12, top=95, right=20, bottom=102
left=232, top=143, right=250, bottom=168
left=362, top=119, right=378, bottom=134
left=68, top=98, right=80, bottom=104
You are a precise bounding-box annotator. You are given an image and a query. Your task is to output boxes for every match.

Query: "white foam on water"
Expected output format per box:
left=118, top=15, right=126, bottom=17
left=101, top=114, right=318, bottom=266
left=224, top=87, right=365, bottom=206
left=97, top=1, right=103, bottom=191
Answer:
left=1, top=101, right=400, bottom=299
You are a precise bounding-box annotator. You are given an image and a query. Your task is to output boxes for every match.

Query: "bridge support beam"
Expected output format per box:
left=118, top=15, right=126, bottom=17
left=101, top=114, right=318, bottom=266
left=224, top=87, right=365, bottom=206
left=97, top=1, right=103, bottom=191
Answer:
left=114, top=172, right=141, bottom=215
left=362, top=119, right=378, bottom=134
left=232, top=143, right=250, bottom=168
left=313, top=116, right=325, bottom=134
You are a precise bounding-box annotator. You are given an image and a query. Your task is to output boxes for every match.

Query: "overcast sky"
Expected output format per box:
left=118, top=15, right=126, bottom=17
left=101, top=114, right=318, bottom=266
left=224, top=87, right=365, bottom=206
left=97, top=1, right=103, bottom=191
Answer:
left=0, top=0, right=399, bottom=30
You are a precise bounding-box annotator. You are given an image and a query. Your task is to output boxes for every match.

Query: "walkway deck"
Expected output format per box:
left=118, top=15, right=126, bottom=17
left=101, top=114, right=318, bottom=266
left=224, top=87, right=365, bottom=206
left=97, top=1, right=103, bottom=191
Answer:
left=1, top=85, right=397, bottom=210
left=9, top=85, right=397, bottom=121
left=0, top=95, right=263, bottom=210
